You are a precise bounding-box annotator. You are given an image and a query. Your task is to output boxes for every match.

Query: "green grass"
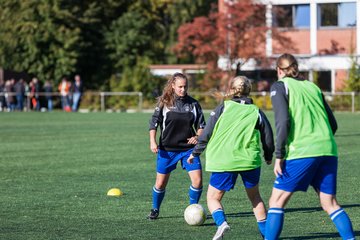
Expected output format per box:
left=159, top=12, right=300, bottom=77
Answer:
left=0, top=112, right=359, bottom=239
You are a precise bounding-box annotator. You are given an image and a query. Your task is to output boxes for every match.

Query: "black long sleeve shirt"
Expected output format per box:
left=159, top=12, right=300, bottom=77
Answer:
left=149, top=95, right=206, bottom=151
left=192, top=96, right=274, bottom=162
left=270, top=80, right=338, bottom=159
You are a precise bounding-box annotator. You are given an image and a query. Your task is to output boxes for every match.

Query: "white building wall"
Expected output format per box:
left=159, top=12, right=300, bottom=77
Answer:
left=252, top=0, right=358, bottom=92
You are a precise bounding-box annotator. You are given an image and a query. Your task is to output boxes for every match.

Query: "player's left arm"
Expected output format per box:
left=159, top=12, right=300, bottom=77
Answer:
left=322, top=94, right=337, bottom=135
left=188, top=102, right=206, bottom=145
left=270, top=82, right=289, bottom=159
left=258, top=110, right=275, bottom=165
left=194, top=102, right=206, bottom=132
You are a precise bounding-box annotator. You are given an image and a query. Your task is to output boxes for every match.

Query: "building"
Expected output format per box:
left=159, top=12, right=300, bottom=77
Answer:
left=149, top=64, right=207, bottom=88
left=219, top=0, right=359, bottom=92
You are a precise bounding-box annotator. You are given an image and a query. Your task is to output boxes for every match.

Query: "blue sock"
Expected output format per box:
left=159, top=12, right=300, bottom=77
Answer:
left=189, top=185, right=203, bottom=204
left=265, top=208, right=284, bottom=240
left=257, top=219, right=266, bottom=238
left=152, top=186, right=165, bottom=210
left=330, top=208, right=355, bottom=240
left=212, top=209, right=226, bottom=226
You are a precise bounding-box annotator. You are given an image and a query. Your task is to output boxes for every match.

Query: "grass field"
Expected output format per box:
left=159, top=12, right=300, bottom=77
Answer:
left=0, top=112, right=359, bottom=239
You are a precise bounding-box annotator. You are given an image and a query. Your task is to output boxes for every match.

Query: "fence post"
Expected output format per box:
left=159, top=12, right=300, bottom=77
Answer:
left=100, top=92, right=105, bottom=112
left=26, top=92, right=30, bottom=112
left=352, top=92, right=355, bottom=113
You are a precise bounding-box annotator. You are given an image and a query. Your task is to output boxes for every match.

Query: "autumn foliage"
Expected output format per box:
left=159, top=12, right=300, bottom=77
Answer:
left=175, top=0, right=293, bottom=89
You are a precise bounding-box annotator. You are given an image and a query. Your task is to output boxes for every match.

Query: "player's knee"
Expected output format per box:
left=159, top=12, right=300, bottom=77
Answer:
left=207, top=189, right=222, bottom=201
left=192, top=179, right=202, bottom=189
left=319, top=193, right=340, bottom=213
left=189, top=172, right=202, bottom=188
left=269, top=192, right=290, bottom=208
left=320, top=199, right=340, bottom=214
left=155, top=180, right=167, bottom=190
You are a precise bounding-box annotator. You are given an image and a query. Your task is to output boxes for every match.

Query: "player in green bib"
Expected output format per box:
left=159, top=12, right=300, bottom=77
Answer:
left=265, top=53, right=355, bottom=240
left=187, top=76, right=274, bottom=240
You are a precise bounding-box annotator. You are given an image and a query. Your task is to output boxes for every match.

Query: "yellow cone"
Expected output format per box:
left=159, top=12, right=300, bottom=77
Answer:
left=107, top=188, right=123, bottom=197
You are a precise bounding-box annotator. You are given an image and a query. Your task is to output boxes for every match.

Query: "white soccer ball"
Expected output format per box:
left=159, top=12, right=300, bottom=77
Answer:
left=184, top=204, right=207, bottom=226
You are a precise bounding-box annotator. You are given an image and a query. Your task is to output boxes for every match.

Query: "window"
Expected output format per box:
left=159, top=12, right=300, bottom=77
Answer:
left=273, top=4, right=310, bottom=28
left=295, top=5, right=310, bottom=27
left=319, top=3, right=338, bottom=27
left=315, top=71, right=332, bottom=92
left=273, top=5, right=292, bottom=28
left=339, top=2, right=356, bottom=27
left=319, top=2, right=357, bottom=27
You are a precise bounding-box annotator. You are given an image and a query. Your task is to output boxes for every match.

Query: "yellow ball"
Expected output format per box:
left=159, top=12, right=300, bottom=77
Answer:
left=107, top=188, right=123, bottom=197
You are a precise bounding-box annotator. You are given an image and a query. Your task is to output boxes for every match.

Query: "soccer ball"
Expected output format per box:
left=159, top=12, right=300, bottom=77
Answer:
left=184, top=204, right=206, bottom=226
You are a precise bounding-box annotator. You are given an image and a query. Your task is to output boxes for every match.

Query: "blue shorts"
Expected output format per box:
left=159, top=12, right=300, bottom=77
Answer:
left=209, top=167, right=261, bottom=191
left=274, top=156, right=338, bottom=194
left=156, top=149, right=202, bottom=174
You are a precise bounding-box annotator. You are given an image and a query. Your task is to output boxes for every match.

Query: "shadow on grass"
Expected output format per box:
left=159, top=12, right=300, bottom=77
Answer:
left=285, top=203, right=360, bottom=214
left=154, top=204, right=360, bottom=228
left=281, top=231, right=359, bottom=239
left=335, top=133, right=360, bottom=137
left=225, top=203, right=360, bottom=217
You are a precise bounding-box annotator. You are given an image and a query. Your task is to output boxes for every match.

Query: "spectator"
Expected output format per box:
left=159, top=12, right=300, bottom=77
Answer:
left=5, top=79, right=16, bottom=111
left=58, top=77, right=71, bottom=112
left=30, top=78, right=41, bottom=111
left=14, top=79, right=25, bottom=111
left=43, top=80, right=53, bottom=111
left=72, top=74, right=83, bottom=112
left=0, top=79, right=5, bottom=111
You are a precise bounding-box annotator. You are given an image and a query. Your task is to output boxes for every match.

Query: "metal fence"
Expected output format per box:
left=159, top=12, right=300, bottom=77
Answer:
left=0, top=91, right=359, bottom=112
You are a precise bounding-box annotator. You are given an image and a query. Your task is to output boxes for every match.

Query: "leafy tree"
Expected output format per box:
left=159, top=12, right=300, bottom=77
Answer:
left=175, top=1, right=294, bottom=89
left=347, top=56, right=360, bottom=92
left=0, top=0, right=81, bottom=82
left=104, top=0, right=217, bottom=95
left=0, top=0, right=217, bottom=93
left=105, top=11, right=153, bottom=71
left=0, top=0, right=127, bottom=86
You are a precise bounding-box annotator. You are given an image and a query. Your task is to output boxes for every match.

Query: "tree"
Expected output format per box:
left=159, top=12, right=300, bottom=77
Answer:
left=104, top=0, right=217, bottom=94
left=0, top=0, right=81, bottom=82
left=175, top=1, right=293, bottom=89
left=0, top=0, right=218, bottom=92
left=0, top=0, right=127, bottom=86
left=347, top=56, right=360, bottom=92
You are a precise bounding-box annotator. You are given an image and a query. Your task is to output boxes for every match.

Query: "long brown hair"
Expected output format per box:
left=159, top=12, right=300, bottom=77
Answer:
left=158, top=72, right=188, bottom=108
left=277, top=53, right=300, bottom=78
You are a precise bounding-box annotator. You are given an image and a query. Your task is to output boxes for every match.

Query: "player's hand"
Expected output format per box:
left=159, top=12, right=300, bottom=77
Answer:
left=265, top=159, right=272, bottom=165
left=187, top=154, right=195, bottom=164
left=187, top=136, right=198, bottom=145
left=150, top=141, right=158, bottom=154
left=274, top=158, right=284, bottom=177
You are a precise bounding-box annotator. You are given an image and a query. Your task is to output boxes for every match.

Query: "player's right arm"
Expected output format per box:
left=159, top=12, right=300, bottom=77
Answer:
left=149, top=129, right=158, bottom=153
left=274, top=158, right=284, bottom=177
left=149, top=106, right=163, bottom=154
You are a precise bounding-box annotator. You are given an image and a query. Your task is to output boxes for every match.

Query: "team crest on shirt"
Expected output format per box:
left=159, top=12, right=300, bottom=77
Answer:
left=184, top=104, right=190, bottom=112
